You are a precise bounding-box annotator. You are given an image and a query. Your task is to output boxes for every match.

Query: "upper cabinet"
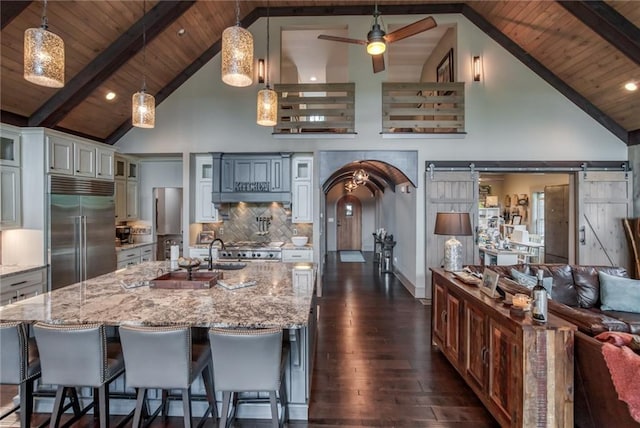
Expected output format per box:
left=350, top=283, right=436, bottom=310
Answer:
left=194, top=155, right=219, bottom=223
left=115, top=155, right=138, bottom=181
left=0, top=125, right=21, bottom=230
left=47, top=132, right=115, bottom=180
left=0, top=126, right=21, bottom=167
left=292, top=155, right=313, bottom=223
left=114, top=154, right=139, bottom=222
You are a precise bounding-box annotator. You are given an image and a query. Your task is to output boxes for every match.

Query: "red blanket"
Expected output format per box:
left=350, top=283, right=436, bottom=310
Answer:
left=601, top=342, right=640, bottom=423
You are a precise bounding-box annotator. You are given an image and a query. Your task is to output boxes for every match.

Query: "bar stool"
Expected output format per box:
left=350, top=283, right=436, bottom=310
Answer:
left=118, top=325, right=217, bottom=428
left=0, top=322, right=41, bottom=427
left=33, top=322, right=125, bottom=428
left=208, top=328, right=288, bottom=428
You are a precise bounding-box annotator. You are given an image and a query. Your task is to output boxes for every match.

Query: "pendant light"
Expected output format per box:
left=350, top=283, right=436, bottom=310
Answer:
left=24, top=0, right=65, bottom=88
left=257, top=3, right=277, bottom=126
left=132, top=0, right=155, bottom=129
left=222, top=0, right=254, bottom=87
left=353, top=168, right=369, bottom=184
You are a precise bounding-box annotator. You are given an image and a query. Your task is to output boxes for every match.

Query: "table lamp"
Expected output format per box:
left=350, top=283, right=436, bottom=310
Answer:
left=434, top=212, right=473, bottom=272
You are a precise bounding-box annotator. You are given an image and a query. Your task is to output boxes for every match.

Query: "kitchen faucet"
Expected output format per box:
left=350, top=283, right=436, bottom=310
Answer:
left=208, top=238, right=225, bottom=270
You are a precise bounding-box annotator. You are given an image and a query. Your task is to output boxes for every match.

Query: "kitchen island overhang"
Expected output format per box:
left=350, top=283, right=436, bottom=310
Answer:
left=0, top=261, right=318, bottom=421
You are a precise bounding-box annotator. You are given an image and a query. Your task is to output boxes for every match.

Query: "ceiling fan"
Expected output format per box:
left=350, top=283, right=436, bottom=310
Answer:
left=317, top=5, right=437, bottom=73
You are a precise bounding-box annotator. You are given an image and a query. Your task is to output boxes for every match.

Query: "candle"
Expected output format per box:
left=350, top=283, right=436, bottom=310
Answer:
left=513, top=293, right=531, bottom=309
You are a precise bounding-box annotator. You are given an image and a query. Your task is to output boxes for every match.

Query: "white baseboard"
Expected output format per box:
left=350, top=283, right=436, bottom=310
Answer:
left=394, top=268, right=426, bottom=298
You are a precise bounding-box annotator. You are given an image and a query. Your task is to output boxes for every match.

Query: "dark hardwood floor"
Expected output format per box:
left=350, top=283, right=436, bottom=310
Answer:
left=0, top=252, right=497, bottom=427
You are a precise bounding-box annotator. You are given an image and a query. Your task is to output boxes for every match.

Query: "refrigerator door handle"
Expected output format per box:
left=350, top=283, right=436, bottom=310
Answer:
left=82, top=216, right=88, bottom=282
left=75, top=216, right=82, bottom=284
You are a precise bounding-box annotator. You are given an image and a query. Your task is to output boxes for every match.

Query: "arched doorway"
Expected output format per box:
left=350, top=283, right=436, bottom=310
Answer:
left=336, top=194, right=361, bottom=250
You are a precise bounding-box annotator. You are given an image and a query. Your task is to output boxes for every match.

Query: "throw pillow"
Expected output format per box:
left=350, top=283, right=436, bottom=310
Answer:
left=599, top=272, right=640, bottom=313
left=511, top=268, right=553, bottom=293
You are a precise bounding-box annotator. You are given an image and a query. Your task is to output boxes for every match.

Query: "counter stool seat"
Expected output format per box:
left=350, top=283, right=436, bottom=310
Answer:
left=33, top=322, right=125, bottom=428
left=208, top=328, right=288, bottom=428
left=0, top=322, right=41, bottom=427
left=118, top=325, right=216, bottom=428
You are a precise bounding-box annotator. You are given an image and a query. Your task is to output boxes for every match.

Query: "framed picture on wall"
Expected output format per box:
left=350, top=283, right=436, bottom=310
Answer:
left=436, top=48, right=454, bottom=95
left=511, top=215, right=522, bottom=225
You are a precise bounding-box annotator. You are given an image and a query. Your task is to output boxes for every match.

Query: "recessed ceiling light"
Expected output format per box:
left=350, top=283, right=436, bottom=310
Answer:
left=624, top=81, right=638, bottom=91
left=105, top=91, right=116, bottom=101
left=177, top=28, right=186, bottom=37
left=310, top=76, right=317, bottom=82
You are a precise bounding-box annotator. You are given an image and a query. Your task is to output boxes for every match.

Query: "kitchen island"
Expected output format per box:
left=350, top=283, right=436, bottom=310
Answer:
left=0, top=261, right=317, bottom=420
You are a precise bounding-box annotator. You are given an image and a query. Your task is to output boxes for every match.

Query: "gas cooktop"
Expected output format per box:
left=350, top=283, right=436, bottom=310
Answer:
left=218, top=241, right=283, bottom=261
left=224, top=241, right=284, bottom=249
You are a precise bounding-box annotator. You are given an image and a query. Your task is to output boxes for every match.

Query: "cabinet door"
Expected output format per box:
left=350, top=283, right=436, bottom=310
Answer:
left=140, top=245, right=155, bottom=262
left=115, top=156, right=127, bottom=179
left=74, top=143, right=96, bottom=177
left=445, top=293, right=461, bottom=364
left=126, top=180, right=139, bottom=220
left=292, top=269, right=314, bottom=292
left=96, top=148, right=114, bottom=180
left=293, top=157, right=312, bottom=181
left=465, top=304, right=487, bottom=391
left=221, top=159, right=234, bottom=192
left=196, top=180, right=218, bottom=222
left=196, top=156, right=213, bottom=180
left=292, top=181, right=312, bottom=223
left=270, top=158, right=283, bottom=191
left=127, top=160, right=138, bottom=181
left=488, top=318, right=517, bottom=424
left=0, top=127, right=21, bottom=167
left=47, top=136, right=74, bottom=175
left=114, top=179, right=126, bottom=222
left=432, top=281, right=447, bottom=344
left=0, top=166, right=21, bottom=229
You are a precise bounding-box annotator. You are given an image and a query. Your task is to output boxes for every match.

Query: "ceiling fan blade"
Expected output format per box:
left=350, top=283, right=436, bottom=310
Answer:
left=384, top=16, right=437, bottom=44
left=372, top=54, right=385, bottom=73
left=317, top=35, right=367, bottom=45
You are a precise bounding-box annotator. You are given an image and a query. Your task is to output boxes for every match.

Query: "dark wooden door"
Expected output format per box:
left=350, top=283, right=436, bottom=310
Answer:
left=337, top=195, right=361, bottom=250
left=544, top=184, right=569, bottom=263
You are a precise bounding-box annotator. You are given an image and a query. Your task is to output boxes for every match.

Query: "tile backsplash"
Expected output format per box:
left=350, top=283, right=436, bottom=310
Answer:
left=202, top=202, right=312, bottom=243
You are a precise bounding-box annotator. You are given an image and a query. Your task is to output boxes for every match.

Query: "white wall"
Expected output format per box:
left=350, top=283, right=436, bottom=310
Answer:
left=115, top=14, right=628, bottom=298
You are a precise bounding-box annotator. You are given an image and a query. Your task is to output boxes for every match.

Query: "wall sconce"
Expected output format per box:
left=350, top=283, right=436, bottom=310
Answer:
left=258, top=58, right=265, bottom=84
left=473, top=55, right=482, bottom=82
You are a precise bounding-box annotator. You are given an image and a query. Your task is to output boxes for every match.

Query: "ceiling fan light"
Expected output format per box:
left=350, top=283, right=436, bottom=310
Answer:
left=367, top=39, right=386, bottom=55
left=132, top=90, right=155, bottom=128
left=222, top=25, right=254, bottom=87
left=257, top=87, right=278, bottom=126
left=24, top=26, right=65, bottom=88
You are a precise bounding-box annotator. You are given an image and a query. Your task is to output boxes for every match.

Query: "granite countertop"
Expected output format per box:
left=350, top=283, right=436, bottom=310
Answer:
left=0, top=265, right=47, bottom=279
left=283, top=243, right=313, bottom=249
left=0, top=261, right=315, bottom=329
left=116, top=242, right=156, bottom=252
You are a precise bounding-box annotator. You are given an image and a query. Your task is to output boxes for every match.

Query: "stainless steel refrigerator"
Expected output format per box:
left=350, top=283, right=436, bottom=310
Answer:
left=48, top=176, right=116, bottom=290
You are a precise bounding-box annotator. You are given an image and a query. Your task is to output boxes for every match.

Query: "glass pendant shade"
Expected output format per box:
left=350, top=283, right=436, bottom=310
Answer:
left=132, top=90, right=155, bottom=128
left=257, top=87, right=278, bottom=126
left=353, top=168, right=369, bottom=184
left=24, top=27, right=65, bottom=88
left=221, top=26, right=254, bottom=87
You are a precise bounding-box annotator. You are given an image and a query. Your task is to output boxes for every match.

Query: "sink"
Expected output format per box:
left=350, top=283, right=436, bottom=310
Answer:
left=209, top=262, right=247, bottom=270
left=150, top=271, right=223, bottom=289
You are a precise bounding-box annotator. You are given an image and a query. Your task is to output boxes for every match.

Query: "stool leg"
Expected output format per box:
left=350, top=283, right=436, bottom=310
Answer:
left=93, top=388, right=100, bottom=420
left=50, top=386, right=66, bottom=428
left=219, top=391, right=231, bottom=428
left=279, top=378, right=288, bottom=426
left=181, top=389, right=192, bottom=428
left=132, top=388, right=146, bottom=428
left=202, top=364, right=217, bottom=419
left=161, top=390, right=169, bottom=420
left=98, top=384, right=108, bottom=428
left=67, top=387, right=82, bottom=417
left=269, top=391, right=278, bottom=428
left=19, top=379, right=34, bottom=428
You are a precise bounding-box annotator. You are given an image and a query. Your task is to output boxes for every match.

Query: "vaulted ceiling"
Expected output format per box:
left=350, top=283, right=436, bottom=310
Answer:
left=1, top=1, right=638, bottom=146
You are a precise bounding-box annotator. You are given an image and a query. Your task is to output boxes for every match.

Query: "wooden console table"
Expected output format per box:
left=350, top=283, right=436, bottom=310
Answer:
left=430, top=268, right=576, bottom=427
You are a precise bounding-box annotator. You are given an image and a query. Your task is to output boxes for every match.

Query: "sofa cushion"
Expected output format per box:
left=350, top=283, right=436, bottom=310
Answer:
left=573, top=266, right=629, bottom=308
left=601, top=311, right=640, bottom=335
left=511, top=268, right=553, bottom=293
left=529, top=265, right=576, bottom=306
left=599, top=272, right=640, bottom=314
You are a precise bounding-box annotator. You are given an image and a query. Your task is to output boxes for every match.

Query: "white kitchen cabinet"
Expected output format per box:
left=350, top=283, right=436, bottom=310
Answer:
left=74, top=142, right=96, bottom=177
left=0, top=268, right=46, bottom=306
left=292, top=156, right=313, bottom=223
left=283, top=247, right=313, bottom=262
left=194, top=155, right=219, bottom=223
left=114, top=179, right=126, bottom=222
left=117, top=247, right=141, bottom=269
left=96, top=147, right=114, bottom=180
left=0, top=125, right=21, bottom=167
left=47, top=135, right=74, bottom=175
left=292, top=268, right=314, bottom=292
left=0, top=166, right=22, bottom=230
left=139, top=244, right=155, bottom=262
left=126, top=180, right=139, bottom=220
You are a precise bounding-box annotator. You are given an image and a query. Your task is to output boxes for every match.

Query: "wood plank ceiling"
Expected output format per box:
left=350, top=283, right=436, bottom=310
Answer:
left=1, top=1, right=638, bottom=145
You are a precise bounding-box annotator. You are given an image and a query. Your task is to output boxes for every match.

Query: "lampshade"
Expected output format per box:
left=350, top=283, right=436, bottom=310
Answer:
left=24, top=26, right=65, bottom=88
left=434, top=212, right=472, bottom=236
left=132, top=90, right=155, bottom=128
left=257, top=87, right=277, bottom=126
left=221, top=25, right=254, bottom=87
left=353, top=168, right=369, bottom=184
left=345, top=180, right=358, bottom=192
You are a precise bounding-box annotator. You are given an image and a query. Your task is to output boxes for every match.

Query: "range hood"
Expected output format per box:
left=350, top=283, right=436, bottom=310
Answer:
left=211, top=152, right=292, bottom=207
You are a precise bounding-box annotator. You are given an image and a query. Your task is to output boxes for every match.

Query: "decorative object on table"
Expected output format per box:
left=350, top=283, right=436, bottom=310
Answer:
left=217, top=279, right=257, bottom=290
left=199, top=231, right=215, bottom=244
left=452, top=271, right=480, bottom=285
left=151, top=268, right=223, bottom=289
left=434, top=211, right=473, bottom=272
left=531, top=270, right=548, bottom=323
left=480, top=268, right=500, bottom=298
left=291, top=236, right=308, bottom=247
left=24, top=0, right=65, bottom=88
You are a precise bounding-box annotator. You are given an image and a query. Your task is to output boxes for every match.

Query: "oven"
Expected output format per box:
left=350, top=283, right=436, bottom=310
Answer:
left=218, top=241, right=283, bottom=262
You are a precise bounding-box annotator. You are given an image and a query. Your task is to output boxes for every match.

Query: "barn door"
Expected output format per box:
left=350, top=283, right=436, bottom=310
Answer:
left=425, top=170, right=479, bottom=297
left=576, top=171, right=633, bottom=269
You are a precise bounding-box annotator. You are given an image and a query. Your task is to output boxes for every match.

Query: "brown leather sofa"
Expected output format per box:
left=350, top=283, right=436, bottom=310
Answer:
left=467, top=264, right=640, bottom=427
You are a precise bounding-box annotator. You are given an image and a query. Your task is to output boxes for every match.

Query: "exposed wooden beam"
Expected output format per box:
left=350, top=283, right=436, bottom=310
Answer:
left=0, top=110, right=28, bottom=127
left=462, top=4, right=629, bottom=146
left=557, top=1, right=640, bottom=65
left=630, top=130, right=640, bottom=146
left=29, top=1, right=196, bottom=129
left=106, top=3, right=464, bottom=144
left=1, top=1, right=31, bottom=30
